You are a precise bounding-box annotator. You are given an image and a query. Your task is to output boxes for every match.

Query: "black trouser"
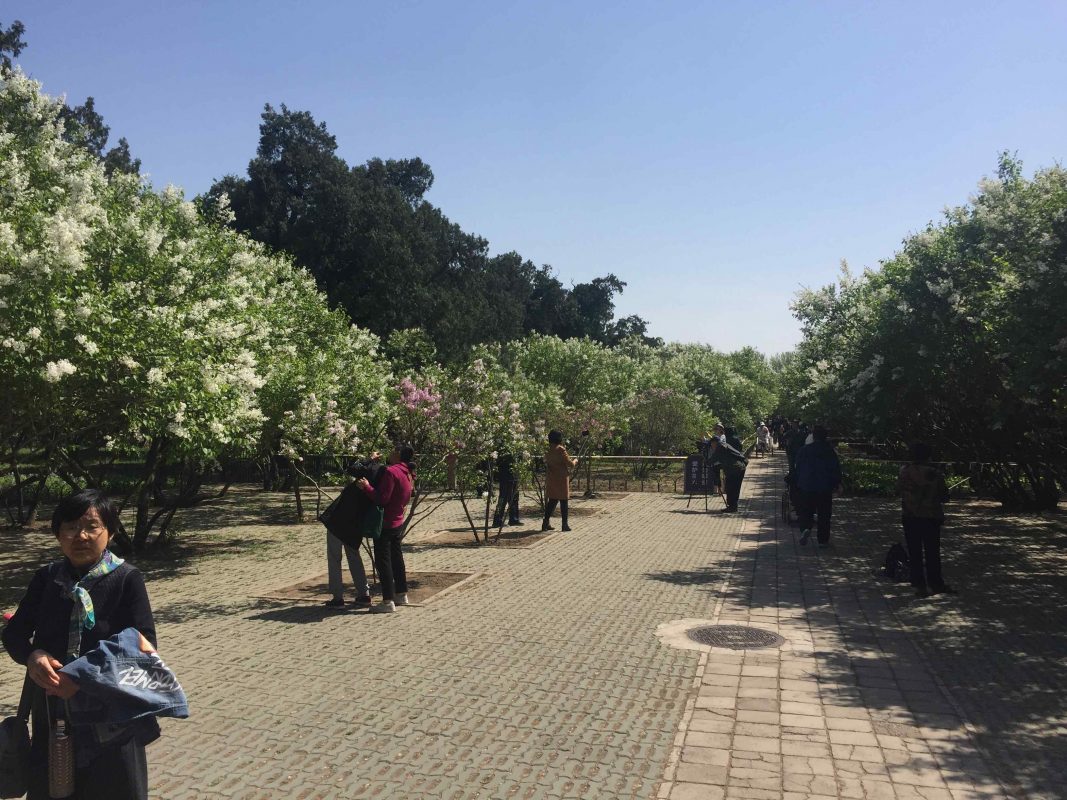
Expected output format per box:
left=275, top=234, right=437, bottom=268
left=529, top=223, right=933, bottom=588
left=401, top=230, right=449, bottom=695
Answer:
left=543, top=498, right=568, bottom=527
left=798, top=490, right=833, bottom=542
left=723, top=470, right=745, bottom=510
left=493, top=477, right=520, bottom=523
left=373, top=525, right=407, bottom=601
left=903, top=516, right=944, bottom=590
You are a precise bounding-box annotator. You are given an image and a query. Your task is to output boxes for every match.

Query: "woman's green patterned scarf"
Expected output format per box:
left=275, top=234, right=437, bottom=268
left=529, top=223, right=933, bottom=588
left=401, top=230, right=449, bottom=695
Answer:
left=54, top=550, right=125, bottom=660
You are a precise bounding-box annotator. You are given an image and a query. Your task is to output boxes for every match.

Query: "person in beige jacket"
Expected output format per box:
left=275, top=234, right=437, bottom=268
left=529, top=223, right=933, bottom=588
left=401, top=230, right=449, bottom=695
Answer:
left=542, top=430, right=578, bottom=531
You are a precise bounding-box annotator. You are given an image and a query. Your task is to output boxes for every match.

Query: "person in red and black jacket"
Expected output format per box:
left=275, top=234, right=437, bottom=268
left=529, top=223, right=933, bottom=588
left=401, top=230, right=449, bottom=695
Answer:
left=357, top=444, right=415, bottom=613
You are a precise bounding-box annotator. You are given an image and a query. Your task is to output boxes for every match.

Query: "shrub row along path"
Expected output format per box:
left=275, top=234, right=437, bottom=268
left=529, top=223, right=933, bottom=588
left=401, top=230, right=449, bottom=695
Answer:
left=1, top=454, right=1063, bottom=799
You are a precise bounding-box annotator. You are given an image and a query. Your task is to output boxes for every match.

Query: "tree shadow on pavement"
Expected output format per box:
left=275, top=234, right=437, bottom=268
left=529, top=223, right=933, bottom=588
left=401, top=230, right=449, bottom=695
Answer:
left=246, top=602, right=368, bottom=625
left=644, top=567, right=731, bottom=590
left=654, top=456, right=1067, bottom=798
left=151, top=597, right=282, bottom=626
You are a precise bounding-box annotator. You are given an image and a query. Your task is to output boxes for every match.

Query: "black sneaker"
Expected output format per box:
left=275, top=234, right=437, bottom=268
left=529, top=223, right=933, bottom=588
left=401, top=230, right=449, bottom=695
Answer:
left=541, top=522, right=554, bottom=531
left=352, top=596, right=372, bottom=607
left=323, top=598, right=346, bottom=608
left=562, top=525, right=572, bottom=532
left=508, top=519, right=522, bottom=526
left=492, top=518, right=504, bottom=528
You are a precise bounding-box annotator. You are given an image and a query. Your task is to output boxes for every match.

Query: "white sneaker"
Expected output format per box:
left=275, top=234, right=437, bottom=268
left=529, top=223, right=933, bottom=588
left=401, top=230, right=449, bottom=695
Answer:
left=370, top=600, right=396, bottom=614
left=395, top=593, right=410, bottom=606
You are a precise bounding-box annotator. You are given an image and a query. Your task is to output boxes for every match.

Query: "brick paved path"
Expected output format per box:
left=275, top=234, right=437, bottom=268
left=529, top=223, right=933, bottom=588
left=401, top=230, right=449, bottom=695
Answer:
left=659, top=458, right=1012, bottom=800
left=2, top=454, right=1063, bottom=799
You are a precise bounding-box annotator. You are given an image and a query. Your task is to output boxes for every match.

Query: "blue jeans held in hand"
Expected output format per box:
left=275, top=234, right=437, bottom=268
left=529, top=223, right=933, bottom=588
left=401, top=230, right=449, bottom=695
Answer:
left=327, top=531, right=369, bottom=600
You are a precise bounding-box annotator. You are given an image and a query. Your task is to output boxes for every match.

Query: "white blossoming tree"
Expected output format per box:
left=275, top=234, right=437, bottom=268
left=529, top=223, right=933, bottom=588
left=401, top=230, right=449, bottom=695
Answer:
left=0, top=69, right=392, bottom=543
left=788, top=155, right=1067, bottom=509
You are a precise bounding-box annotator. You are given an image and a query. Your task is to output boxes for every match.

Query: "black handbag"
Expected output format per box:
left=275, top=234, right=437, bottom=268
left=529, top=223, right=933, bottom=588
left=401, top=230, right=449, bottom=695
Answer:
left=0, top=675, right=33, bottom=799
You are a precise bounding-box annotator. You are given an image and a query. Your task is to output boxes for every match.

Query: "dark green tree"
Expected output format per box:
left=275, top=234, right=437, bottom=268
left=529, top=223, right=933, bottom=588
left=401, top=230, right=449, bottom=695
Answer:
left=101, top=136, right=141, bottom=176
left=1, top=19, right=27, bottom=70
left=206, top=105, right=653, bottom=358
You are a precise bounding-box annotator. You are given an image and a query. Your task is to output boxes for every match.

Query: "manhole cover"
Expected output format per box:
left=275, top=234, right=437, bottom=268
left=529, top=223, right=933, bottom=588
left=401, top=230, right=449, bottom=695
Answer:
left=686, top=625, right=784, bottom=650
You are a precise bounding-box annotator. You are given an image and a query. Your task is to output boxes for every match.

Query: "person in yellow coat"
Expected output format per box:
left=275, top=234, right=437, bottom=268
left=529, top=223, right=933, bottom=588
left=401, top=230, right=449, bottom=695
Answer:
left=542, top=430, right=578, bottom=531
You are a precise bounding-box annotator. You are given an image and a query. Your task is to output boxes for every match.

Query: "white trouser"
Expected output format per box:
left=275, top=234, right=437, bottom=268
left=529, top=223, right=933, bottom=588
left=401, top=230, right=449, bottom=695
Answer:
left=326, top=531, right=369, bottom=600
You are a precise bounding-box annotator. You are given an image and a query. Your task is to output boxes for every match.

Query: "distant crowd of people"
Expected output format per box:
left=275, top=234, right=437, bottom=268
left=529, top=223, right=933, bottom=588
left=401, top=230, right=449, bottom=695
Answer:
left=320, top=431, right=580, bottom=612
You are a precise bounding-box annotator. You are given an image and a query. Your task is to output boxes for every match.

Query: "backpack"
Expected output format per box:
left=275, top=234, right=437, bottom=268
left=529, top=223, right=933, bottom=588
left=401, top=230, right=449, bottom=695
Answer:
left=883, top=543, right=910, bottom=583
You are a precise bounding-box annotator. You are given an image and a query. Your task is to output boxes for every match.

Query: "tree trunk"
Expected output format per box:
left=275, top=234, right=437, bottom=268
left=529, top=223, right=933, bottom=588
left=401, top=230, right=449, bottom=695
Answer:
left=132, top=438, right=163, bottom=551
left=457, top=490, right=481, bottom=544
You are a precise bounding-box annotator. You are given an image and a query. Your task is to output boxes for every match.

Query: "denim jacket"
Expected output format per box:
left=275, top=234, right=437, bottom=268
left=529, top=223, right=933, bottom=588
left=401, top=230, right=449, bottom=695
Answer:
left=60, top=626, right=189, bottom=727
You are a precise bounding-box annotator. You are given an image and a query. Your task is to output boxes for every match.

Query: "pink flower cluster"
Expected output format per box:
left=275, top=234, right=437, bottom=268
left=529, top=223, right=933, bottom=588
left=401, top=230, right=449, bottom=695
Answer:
left=398, top=377, right=441, bottom=418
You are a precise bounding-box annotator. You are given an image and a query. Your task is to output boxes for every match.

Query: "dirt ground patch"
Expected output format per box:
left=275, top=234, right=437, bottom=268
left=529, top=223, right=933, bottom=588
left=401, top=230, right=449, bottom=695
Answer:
left=253, top=569, right=478, bottom=605
left=424, top=526, right=558, bottom=548
left=517, top=503, right=600, bottom=517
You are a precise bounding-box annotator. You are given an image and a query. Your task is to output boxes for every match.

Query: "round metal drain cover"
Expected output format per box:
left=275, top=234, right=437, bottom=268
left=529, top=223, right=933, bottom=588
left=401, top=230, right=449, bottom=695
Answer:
left=686, top=625, right=784, bottom=650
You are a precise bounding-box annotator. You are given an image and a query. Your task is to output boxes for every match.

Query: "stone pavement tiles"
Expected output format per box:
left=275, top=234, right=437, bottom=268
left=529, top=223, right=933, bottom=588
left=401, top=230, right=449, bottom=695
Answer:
left=657, top=457, right=1018, bottom=800
left=825, top=494, right=1067, bottom=800
left=2, top=458, right=1063, bottom=799
left=2, top=487, right=734, bottom=799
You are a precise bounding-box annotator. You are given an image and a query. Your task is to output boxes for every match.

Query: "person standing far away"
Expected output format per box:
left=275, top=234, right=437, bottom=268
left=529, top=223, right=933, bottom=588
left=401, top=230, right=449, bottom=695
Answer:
left=542, top=430, right=578, bottom=532
left=898, top=442, right=956, bottom=598
left=357, top=444, right=416, bottom=613
left=756, top=421, right=771, bottom=455
left=707, top=437, right=747, bottom=513
left=492, top=449, right=522, bottom=528
left=322, top=459, right=380, bottom=608
left=787, top=423, right=810, bottom=473
left=794, top=426, right=842, bottom=547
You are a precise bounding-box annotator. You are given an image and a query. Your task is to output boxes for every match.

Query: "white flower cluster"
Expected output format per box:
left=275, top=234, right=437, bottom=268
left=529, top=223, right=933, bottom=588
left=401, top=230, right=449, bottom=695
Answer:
left=42, top=359, right=77, bottom=382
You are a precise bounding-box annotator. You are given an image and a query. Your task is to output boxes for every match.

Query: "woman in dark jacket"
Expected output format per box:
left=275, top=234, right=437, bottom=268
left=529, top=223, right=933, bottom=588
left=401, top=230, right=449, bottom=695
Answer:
left=2, top=490, right=157, bottom=800
left=794, top=426, right=842, bottom=546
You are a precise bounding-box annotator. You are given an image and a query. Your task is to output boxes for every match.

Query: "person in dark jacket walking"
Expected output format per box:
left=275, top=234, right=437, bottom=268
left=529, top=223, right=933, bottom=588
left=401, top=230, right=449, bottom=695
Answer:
left=898, top=442, right=955, bottom=597
left=794, top=426, right=842, bottom=546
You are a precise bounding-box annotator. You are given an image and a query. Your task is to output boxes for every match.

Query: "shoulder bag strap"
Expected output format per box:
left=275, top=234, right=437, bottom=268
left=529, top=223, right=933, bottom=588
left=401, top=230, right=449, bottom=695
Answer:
left=16, top=673, right=33, bottom=721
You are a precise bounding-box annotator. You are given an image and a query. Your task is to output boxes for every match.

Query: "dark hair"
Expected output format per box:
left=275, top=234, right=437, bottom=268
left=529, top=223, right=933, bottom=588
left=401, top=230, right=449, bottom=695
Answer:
left=51, top=489, right=119, bottom=538
left=548, top=430, right=563, bottom=445
left=909, top=441, right=933, bottom=463
left=724, top=426, right=735, bottom=437
left=812, top=425, right=828, bottom=441
left=394, top=443, right=416, bottom=471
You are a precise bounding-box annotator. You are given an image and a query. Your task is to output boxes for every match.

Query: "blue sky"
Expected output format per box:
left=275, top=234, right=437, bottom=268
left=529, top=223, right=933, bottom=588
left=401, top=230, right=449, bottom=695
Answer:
left=8, top=1, right=1067, bottom=353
